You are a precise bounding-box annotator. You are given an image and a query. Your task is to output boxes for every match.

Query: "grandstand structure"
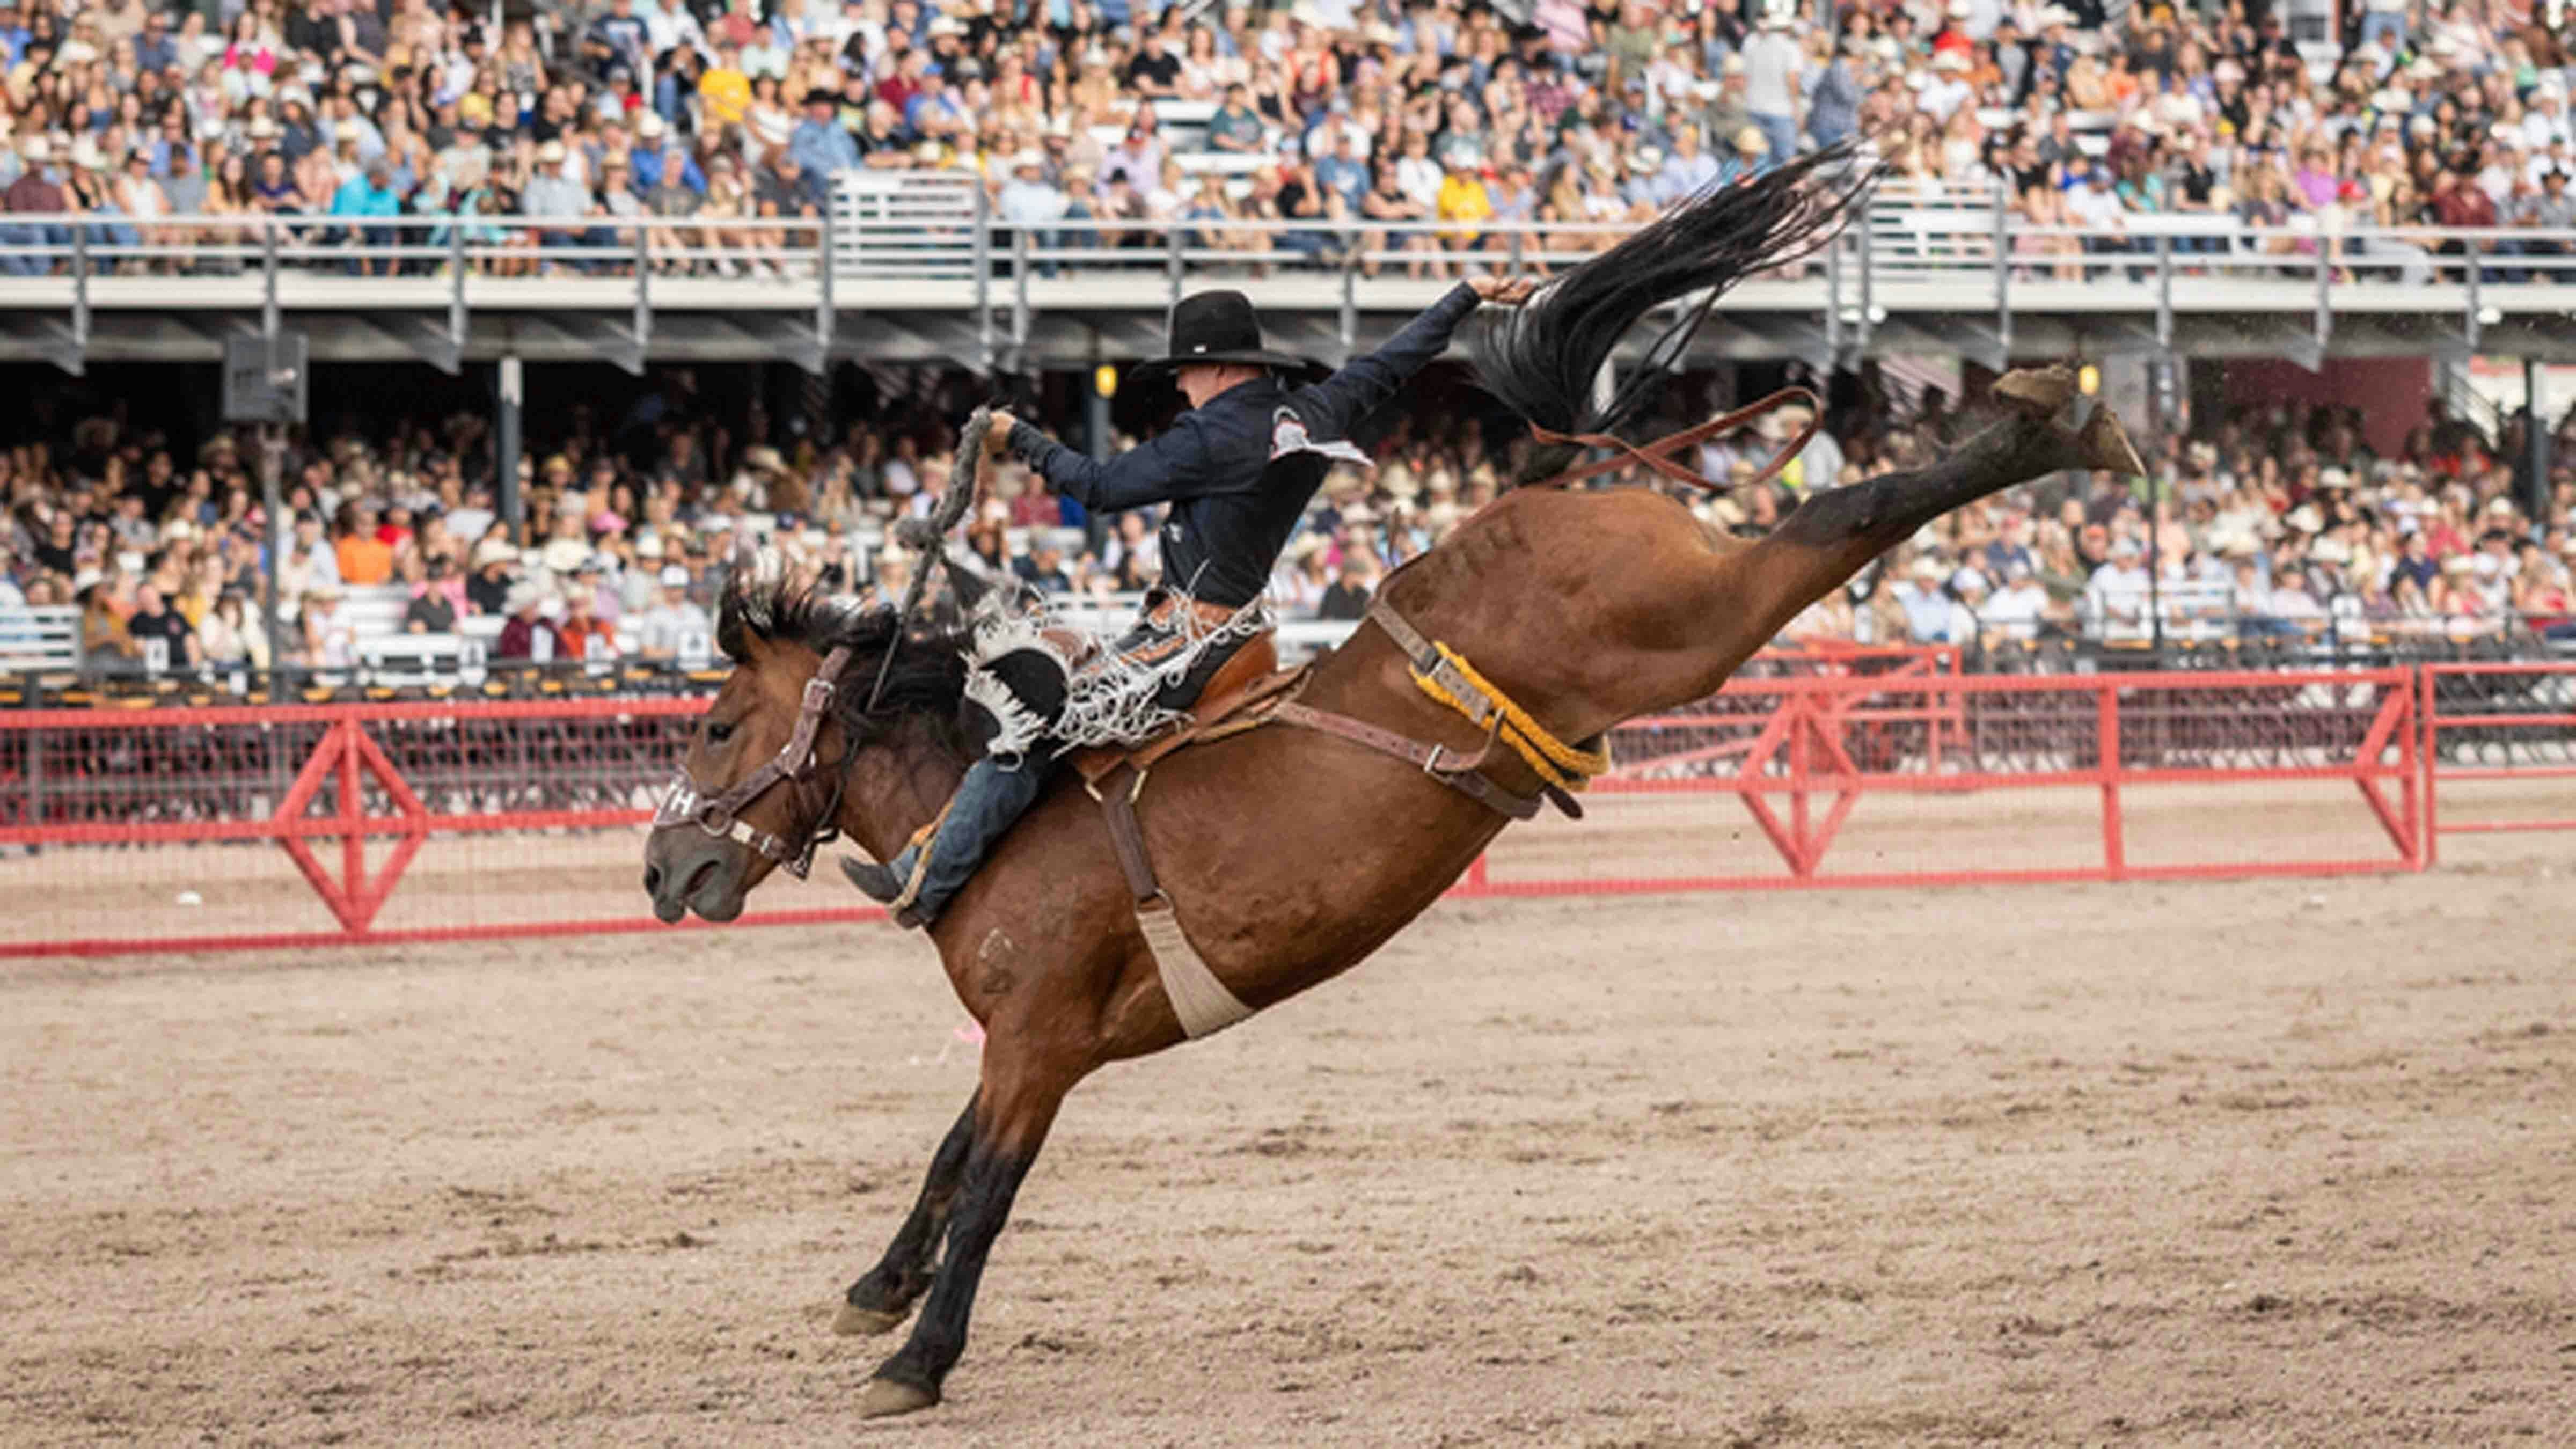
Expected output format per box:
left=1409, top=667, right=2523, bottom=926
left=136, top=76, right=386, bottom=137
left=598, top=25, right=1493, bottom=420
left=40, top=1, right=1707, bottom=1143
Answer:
left=1, top=169, right=2572, bottom=377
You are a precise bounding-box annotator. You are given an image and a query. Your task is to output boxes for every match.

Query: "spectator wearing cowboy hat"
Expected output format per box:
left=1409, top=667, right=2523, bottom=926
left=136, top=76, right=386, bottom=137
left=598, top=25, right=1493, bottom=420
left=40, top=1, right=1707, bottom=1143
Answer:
left=495, top=578, right=565, bottom=662
left=1718, top=126, right=1771, bottom=187
left=789, top=86, right=859, bottom=177
left=522, top=140, right=609, bottom=263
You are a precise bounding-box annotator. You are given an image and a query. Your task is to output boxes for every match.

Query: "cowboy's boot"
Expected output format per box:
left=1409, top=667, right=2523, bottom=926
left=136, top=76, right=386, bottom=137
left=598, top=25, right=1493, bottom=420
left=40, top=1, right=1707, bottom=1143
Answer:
left=841, top=756, right=1051, bottom=928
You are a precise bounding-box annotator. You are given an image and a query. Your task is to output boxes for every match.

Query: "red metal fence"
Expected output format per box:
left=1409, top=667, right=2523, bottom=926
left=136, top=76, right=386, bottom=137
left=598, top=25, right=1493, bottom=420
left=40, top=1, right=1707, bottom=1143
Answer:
left=1, top=661, right=2563, bottom=960
left=2420, top=661, right=2576, bottom=865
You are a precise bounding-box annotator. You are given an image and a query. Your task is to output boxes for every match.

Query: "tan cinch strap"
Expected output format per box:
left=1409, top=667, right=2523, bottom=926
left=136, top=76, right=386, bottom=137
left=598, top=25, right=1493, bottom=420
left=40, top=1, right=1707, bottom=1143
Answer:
left=1092, top=764, right=1252, bottom=1040
left=1528, top=386, right=1820, bottom=494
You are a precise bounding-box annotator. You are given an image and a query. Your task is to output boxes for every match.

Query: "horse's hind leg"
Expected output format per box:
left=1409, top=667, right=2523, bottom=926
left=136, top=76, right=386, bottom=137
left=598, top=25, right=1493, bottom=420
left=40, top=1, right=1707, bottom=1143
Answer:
left=858, top=1042, right=1073, bottom=1418
left=834, top=1094, right=977, bottom=1336
left=1652, top=367, right=2142, bottom=704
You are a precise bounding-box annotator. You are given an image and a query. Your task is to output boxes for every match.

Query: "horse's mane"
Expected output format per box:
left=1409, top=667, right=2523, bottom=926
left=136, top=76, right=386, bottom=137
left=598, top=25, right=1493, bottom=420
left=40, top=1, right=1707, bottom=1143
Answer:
left=1473, top=141, right=1886, bottom=485
left=717, top=574, right=974, bottom=755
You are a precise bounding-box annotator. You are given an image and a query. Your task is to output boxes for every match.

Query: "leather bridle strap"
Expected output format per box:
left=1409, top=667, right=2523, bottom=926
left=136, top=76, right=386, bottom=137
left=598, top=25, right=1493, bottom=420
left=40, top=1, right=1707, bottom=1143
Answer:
left=1529, top=386, right=1821, bottom=495
left=651, top=643, right=854, bottom=879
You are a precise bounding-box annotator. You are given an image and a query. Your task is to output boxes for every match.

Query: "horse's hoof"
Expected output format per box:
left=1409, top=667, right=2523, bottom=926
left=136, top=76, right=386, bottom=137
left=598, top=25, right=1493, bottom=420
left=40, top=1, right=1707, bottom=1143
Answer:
left=2077, top=401, right=2149, bottom=478
left=858, top=1375, right=939, bottom=1419
left=1991, top=365, right=2077, bottom=418
left=833, top=1300, right=909, bottom=1337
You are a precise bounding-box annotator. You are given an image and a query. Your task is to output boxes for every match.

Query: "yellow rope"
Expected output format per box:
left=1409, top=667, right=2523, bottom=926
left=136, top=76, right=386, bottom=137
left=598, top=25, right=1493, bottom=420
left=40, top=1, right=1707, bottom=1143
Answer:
left=1409, top=641, right=1610, bottom=793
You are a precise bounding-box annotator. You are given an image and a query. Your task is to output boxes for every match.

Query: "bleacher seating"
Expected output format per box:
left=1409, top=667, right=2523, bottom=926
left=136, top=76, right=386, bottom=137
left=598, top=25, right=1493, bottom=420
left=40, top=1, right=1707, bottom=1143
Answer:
left=0, top=606, right=80, bottom=676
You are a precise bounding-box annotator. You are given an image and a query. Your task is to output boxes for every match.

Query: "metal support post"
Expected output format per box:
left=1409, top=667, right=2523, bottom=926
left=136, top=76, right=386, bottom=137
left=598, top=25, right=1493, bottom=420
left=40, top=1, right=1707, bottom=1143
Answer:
left=2527, top=356, right=2551, bottom=517
left=1992, top=178, right=2011, bottom=367
left=630, top=226, right=650, bottom=374
left=815, top=223, right=835, bottom=372
left=58, top=218, right=87, bottom=375
left=2464, top=247, right=2483, bottom=354
left=972, top=186, right=994, bottom=372
left=1011, top=226, right=1030, bottom=349
left=497, top=356, right=524, bottom=543
left=259, top=423, right=289, bottom=702
left=1338, top=226, right=1358, bottom=358
left=1825, top=232, right=1842, bottom=361
left=1856, top=222, right=1875, bottom=353
left=2146, top=451, right=2164, bottom=657
left=2155, top=234, right=2174, bottom=352
left=1165, top=218, right=1184, bottom=309
left=2313, top=234, right=2332, bottom=358
left=443, top=224, right=468, bottom=370
left=261, top=218, right=280, bottom=342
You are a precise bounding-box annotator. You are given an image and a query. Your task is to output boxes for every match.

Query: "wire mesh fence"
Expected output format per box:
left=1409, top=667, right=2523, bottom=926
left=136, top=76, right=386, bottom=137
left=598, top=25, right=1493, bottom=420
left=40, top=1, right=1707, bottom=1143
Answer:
left=3, top=662, right=2565, bottom=958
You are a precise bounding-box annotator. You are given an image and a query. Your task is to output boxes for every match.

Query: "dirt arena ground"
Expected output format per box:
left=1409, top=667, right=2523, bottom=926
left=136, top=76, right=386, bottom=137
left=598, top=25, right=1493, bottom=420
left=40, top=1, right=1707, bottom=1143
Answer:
left=6, top=837, right=2572, bottom=1446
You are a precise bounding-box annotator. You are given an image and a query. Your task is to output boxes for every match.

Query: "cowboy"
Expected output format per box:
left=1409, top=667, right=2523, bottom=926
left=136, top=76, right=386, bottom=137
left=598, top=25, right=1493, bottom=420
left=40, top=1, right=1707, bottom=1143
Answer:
left=843, top=275, right=1534, bottom=927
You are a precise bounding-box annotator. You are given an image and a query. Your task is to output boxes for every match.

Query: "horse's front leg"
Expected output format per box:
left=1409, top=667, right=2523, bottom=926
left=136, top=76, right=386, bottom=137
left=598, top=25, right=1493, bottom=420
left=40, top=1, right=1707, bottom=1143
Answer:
left=835, top=1094, right=977, bottom=1336
left=858, top=1043, right=1073, bottom=1418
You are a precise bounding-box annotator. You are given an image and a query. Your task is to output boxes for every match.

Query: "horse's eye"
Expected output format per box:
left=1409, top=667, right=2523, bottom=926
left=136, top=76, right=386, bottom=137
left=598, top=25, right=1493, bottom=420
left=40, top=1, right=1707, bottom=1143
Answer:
left=706, top=719, right=736, bottom=745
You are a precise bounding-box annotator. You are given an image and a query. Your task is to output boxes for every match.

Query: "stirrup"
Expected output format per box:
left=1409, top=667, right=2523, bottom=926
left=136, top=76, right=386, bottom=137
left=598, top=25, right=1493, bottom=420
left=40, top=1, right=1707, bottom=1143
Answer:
left=863, top=803, right=954, bottom=927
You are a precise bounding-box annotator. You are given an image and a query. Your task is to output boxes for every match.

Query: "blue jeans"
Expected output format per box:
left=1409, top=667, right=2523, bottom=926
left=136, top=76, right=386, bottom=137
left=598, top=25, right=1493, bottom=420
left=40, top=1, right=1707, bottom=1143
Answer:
left=540, top=227, right=616, bottom=272
left=0, top=219, right=64, bottom=275
left=1752, top=111, right=1801, bottom=165
left=882, top=754, right=1053, bottom=925
left=79, top=216, right=138, bottom=262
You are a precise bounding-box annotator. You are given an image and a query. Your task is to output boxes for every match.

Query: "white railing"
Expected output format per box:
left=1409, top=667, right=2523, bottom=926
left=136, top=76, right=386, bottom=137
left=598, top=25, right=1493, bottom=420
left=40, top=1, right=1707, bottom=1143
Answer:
left=0, top=605, right=80, bottom=674
left=0, top=198, right=2567, bottom=326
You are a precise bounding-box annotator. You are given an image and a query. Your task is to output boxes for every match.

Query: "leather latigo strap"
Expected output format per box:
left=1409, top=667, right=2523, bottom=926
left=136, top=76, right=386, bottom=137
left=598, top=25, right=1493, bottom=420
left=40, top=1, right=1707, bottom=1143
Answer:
left=1270, top=700, right=1545, bottom=821
left=1094, top=765, right=1164, bottom=904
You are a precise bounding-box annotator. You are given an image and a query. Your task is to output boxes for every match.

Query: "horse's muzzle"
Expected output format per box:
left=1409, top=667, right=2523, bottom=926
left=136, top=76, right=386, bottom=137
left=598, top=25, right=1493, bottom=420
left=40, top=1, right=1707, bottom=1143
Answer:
left=643, top=838, right=744, bottom=923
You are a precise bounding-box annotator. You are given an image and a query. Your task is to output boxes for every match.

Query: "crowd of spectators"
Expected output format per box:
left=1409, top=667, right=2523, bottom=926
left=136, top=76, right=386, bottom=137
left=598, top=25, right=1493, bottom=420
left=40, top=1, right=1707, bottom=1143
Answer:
left=5, top=362, right=2574, bottom=682
left=0, top=0, right=2570, bottom=276
left=4, top=0, right=2576, bottom=669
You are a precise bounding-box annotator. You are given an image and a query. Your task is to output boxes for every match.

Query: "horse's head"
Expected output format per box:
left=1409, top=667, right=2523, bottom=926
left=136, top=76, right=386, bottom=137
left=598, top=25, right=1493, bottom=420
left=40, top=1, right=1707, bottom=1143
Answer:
left=643, top=573, right=968, bottom=924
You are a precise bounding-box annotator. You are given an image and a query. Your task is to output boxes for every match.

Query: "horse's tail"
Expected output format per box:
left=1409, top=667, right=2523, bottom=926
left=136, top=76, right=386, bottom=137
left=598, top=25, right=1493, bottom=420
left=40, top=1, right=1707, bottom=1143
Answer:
left=1473, top=141, right=1885, bottom=486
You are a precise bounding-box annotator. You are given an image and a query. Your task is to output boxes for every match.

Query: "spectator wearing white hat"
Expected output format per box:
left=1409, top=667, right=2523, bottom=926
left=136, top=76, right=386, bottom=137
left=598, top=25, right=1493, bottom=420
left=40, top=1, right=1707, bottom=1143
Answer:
left=1984, top=561, right=2052, bottom=641
left=636, top=564, right=711, bottom=659
left=2085, top=534, right=2154, bottom=632
left=1716, top=124, right=1771, bottom=187
left=1, top=135, right=68, bottom=275
left=495, top=579, right=564, bottom=662
left=523, top=139, right=611, bottom=266
left=1899, top=555, right=1981, bottom=644
left=1739, top=5, right=1803, bottom=166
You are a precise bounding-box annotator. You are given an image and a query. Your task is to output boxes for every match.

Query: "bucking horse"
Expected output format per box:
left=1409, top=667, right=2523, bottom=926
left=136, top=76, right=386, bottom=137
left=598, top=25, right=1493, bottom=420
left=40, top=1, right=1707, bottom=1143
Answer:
left=640, top=147, right=2145, bottom=1418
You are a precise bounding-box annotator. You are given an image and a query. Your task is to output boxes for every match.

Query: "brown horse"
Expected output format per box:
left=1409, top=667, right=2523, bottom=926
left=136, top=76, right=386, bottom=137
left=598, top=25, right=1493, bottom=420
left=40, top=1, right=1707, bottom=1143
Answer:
left=640, top=365, right=2141, bottom=1418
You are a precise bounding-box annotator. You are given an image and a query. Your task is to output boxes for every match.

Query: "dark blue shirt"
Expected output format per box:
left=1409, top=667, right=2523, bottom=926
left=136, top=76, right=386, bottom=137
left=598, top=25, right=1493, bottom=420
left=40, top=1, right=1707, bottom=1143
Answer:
left=1011, top=283, right=1481, bottom=608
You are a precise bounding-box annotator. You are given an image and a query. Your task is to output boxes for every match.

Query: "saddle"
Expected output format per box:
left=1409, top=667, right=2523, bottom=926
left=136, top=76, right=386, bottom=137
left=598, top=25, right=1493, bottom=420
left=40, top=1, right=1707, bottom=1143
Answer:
left=1067, top=630, right=1288, bottom=791
left=1070, top=599, right=1591, bottom=1044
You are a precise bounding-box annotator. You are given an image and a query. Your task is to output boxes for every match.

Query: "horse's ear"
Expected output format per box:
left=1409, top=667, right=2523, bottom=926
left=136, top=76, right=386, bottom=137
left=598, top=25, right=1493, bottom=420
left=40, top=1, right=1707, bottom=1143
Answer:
left=714, top=568, right=764, bottom=664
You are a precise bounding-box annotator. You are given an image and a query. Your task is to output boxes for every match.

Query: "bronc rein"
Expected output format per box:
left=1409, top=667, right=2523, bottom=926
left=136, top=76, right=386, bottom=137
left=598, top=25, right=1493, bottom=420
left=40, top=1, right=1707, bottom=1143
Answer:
left=648, top=408, right=993, bottom=879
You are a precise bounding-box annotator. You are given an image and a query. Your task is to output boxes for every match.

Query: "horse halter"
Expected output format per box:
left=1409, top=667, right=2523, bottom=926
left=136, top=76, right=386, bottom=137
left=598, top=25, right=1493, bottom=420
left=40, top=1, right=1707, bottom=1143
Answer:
left=651, top=643, right=854, bottom=880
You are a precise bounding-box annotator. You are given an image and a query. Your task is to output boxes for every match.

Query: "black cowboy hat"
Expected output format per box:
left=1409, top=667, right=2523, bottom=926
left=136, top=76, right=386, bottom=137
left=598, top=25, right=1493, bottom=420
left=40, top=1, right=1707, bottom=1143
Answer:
left=1130, top=290, right=1326, bottom=382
